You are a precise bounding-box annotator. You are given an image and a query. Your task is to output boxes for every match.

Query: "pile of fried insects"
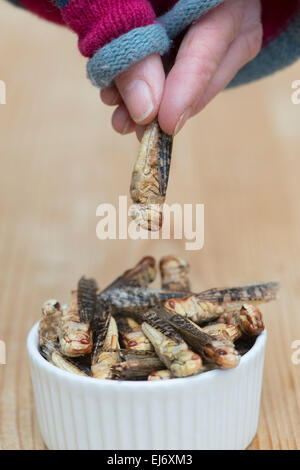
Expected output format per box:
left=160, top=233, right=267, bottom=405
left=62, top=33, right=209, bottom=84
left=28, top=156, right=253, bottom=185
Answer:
left=39, top=256, right=279, bottom=381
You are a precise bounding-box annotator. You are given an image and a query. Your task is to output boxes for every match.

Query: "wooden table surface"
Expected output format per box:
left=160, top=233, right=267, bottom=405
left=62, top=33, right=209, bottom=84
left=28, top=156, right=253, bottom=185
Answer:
left=0, top=3, right=299, bottom=450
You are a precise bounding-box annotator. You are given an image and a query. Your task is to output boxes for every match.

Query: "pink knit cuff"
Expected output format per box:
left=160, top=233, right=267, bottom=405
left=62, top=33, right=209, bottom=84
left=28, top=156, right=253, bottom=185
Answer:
left=61, top=0, right=157, bottom=58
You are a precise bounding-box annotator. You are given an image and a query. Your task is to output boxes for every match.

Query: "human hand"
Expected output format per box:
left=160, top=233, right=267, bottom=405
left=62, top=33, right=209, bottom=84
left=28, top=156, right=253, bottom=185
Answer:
left=100, top=0, right=262, bottom=138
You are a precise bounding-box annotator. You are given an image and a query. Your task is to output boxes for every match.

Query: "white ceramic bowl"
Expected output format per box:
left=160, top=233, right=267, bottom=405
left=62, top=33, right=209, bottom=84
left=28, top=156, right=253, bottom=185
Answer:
left=27, top=322, right=266, bottom=450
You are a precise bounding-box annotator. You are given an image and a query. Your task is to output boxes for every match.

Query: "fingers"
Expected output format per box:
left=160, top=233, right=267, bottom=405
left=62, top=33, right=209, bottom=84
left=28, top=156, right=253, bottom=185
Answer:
left=100, top=86, right=122, bottom=106
left=102, top=53, right=165, bottom=137
left=135, top=125, right=146, bottom=142
left=114, top=53, right=165, bottom=125
left=194, top=14, right=263, bottom=113
left=101, top=0, right=261, bottom=139
left=101, top=88, right=146, bottom=137
left=101, top=88, right=137, bottom=135
left=111, top=104, right=136, bottom=135
left=158, top=0, right=246, bottom=135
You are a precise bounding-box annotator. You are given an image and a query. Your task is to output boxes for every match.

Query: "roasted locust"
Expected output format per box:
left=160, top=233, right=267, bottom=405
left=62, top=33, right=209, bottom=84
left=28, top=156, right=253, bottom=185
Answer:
left=130, top=120, right=173, bottom=231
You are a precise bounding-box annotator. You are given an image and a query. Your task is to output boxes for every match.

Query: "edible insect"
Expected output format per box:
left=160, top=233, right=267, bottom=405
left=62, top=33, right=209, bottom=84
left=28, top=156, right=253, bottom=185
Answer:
left=99, top=287, right=187, bottom=314
left=159, top=255, right=191, bottom=292
left=148, top=370, right=173, bottom=381
left=117, top=316, right=153, bottom=351
left=220, top=304, right=265, bottom=337
left=111, top=355, right=164, bottom=380
left=130, top=120, right=173, bottom=231
left=198, top=282, right=279, bottom=304
left=38, top=258, right=276, bottom=380
left=77, top=276, right=98, bottom=323
left=39, top=299, right=62, bottom=347
left=202, top=323, right=241, bottom=343
left=59, top=290, right=93, bottom=357
left=117, top=349, right=161, bottom=361
left=164, top=296, right=226, bottom=324
left=40, top=340, right=89, bottom=376
left=92, top=314, right=120, bottom=379
left=157, top=307, right=241, bottom=369
left=100, top=256, right=157, bottom=298
left=239, top=304, right=265, bottom=336
left=142, top=310, right=203, bottom=378
left=164, top=281, right=279, bottom=324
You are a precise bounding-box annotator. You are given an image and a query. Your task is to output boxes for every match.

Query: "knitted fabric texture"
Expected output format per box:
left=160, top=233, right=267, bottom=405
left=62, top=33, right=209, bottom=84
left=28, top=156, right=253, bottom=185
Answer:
left=5, top=0, right=300, bottom=90
left=229, top=2, right=300, bottom=87
left=159, top=0, right=224, bottom=39
left=60, top=0, right=157, bottom=58
left=87, top=24, right=170, bottom=88
left=87, top=0, right=223, bottom=87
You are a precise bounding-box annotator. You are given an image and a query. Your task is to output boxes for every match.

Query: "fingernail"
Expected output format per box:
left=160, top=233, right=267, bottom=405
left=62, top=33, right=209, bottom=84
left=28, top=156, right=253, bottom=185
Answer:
left=122, top=120, right=130, bottom=135
left=123, top=79, right=154, bottom=123
left=100, top=86, right=119, bottom=106
left=174, top=107, right=192, bottom=135
left=110, top=92, right=119, bottom=106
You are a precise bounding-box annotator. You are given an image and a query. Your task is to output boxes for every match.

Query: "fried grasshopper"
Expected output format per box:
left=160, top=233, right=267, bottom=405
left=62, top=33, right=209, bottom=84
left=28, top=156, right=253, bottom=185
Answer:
left=117, top=316, right=153, bottom=351
left=156, top=307, right=241, bottom=369
left=99, top=287, right=187, bottom=315
left=159, top=255, right=191, bottom=292
left=59, top=289, right=93, bottom=357
left=111, top=353, right=164, bottom=380
left=148, top=370, right=173, bottom=381
left=98, top=257, right=188, bottom=314
left=58, top=276, right=97, bottom=357
left=147, top=365, right=216, bottom=381
left=101, top=256, right=157, bottom=294
left=141, top=310, right=203, bottom=378
left=40, top=339, right=89, bottom=376
left=199, top=282, right=279, bottom=303
left=164, top=282, right=279, bottom=324
left=202, top=323, right=241, bottom=343
left=77, top=276, right=98, bottom=322
left=130, top=120, right=173, bottom=231
left=219, top=304, right=265, bottom=337
left=39, top=299, right=62, bottom=347
left=116, top=349, right=162, bottom=362
left=92, top=313, right=120, bottom=379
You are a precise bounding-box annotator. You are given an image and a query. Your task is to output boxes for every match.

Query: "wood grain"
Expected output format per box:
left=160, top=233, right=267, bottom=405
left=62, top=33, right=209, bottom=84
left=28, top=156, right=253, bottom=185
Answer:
left=0, top=3, right=299, bottom=450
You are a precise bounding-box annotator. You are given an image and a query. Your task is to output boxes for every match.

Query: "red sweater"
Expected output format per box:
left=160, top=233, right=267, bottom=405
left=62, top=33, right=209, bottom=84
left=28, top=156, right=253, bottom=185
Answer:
left=9, top=0, right=300, bottom=89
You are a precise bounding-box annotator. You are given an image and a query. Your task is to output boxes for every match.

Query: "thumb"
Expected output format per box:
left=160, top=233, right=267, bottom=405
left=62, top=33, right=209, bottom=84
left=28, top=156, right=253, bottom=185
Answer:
left=114, top=53, right=165, bottom=125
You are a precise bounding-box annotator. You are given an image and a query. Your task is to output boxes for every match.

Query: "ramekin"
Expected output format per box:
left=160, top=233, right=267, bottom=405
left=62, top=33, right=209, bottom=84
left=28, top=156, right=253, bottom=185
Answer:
left=27, top=323, right=266, bottom=450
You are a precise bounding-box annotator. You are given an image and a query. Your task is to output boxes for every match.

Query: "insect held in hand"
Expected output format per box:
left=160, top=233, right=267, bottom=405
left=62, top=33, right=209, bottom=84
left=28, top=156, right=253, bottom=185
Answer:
left=130, top=120, right=173, bottom=231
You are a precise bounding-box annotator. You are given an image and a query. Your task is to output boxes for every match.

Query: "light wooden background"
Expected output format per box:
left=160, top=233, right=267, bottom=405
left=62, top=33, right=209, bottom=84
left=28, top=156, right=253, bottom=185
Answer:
left=0, top=3, right=299, bottom=450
